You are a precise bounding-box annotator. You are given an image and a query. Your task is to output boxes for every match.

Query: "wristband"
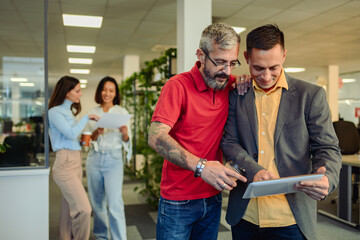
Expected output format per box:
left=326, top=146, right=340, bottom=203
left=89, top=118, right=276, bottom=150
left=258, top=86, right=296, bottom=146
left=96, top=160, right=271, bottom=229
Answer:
left=194, top=158, right=207, bottom=177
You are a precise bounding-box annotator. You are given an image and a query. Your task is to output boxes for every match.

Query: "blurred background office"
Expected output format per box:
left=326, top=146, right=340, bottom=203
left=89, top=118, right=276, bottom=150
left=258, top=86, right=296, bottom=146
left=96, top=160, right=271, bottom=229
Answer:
left=0, top=0, right=359, bottom=239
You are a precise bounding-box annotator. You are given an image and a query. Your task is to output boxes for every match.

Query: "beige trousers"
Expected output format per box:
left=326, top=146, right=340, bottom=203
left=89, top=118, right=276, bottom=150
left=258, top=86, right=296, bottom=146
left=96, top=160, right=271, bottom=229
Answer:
left=52, top=149, right=92, bottom=240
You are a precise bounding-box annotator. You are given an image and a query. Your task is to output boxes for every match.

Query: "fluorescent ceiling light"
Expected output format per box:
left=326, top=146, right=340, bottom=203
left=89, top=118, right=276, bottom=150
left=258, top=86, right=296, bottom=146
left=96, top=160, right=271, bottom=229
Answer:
left=232, top=26, right=246, bottom=34
left=342, top=78, right=356, bottom=83
left=11, top=77, right=28, bottom=82
left=284, top=67, right=306, bottom=73
left=69, top=58, right=93, bottom=64
left=67, top=45, right=96, bottom=53
left=62, top=14, right=103, bottom=28
left=70, top=69, right=90, bottom=74
left=19, top=83, right=34, bottom=87
left=80, top=84, right=87, bottom=88
left=79, top=79, right=88, bottom=84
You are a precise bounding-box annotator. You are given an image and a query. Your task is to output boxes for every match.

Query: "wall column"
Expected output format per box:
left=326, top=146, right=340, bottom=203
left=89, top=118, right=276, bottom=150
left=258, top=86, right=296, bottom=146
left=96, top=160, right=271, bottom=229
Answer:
left=177, top=0, right=211, bottom=73
left=123, top=55, right=140, bottom=79
left=123, top=55, right=140, bottom=171
left=328, top=65, right=339, bottom=122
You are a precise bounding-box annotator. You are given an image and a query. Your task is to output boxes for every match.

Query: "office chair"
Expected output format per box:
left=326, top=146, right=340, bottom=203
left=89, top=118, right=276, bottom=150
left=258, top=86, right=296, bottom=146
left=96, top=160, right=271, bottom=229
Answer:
left=0, top=135, right=32, bottom=167
left=333, top=120, right=360, bottom=154
left=333, top=120, right=360, bottom=203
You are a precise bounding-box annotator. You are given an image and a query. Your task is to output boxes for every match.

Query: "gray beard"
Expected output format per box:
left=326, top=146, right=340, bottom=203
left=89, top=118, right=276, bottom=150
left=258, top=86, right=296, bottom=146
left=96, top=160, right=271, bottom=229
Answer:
left=203, top=62, right=229, bottom=91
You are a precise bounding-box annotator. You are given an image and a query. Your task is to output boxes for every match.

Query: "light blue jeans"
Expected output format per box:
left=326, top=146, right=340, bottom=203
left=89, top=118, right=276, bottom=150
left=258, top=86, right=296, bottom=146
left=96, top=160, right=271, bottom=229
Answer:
left=86, top=149, right=126, bottom=240
left=156, top=193, right=222, bottom=240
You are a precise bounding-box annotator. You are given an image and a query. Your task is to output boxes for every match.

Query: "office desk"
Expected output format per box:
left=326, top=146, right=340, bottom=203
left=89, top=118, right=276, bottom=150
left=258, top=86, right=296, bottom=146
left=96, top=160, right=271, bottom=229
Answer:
left=338, top=154, right=360, bottom=227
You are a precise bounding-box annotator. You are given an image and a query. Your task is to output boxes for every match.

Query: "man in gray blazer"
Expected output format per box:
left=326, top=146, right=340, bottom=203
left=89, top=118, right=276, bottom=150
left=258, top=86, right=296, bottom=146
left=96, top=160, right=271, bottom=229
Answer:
left=221, top=24, right=342, bottom=240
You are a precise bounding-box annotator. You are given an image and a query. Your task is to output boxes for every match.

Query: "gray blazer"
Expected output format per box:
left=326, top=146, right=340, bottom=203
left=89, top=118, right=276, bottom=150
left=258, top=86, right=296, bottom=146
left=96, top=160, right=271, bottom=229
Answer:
left=221, top=74, right=342, bottom=240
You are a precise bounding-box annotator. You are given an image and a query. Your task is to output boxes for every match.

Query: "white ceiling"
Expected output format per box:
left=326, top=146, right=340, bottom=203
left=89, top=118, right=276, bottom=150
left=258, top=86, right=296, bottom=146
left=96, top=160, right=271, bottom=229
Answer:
left=1, top=0, right=360, bottom=88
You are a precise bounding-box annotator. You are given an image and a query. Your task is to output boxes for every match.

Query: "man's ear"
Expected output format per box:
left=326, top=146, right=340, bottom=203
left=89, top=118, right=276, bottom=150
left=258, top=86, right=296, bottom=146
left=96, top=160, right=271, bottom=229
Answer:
left=196, top=49, right=205, bottom=63
left=282, top=49, right=287, bottom=63
left=244, top=51, right=249, bottom=64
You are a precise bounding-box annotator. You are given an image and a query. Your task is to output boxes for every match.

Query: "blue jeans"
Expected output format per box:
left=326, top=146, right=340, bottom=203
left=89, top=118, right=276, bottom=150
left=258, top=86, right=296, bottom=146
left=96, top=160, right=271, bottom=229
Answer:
left=231, top=219, right=306, bottom=240
left=156, top=193, right=222, bottom=240
left=86, top=149, right=126, bottom=240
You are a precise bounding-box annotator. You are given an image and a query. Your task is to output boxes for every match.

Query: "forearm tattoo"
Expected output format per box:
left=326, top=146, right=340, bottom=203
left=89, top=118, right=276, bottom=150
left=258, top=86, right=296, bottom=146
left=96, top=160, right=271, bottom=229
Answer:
left=149, top=122, right=189, bottom=170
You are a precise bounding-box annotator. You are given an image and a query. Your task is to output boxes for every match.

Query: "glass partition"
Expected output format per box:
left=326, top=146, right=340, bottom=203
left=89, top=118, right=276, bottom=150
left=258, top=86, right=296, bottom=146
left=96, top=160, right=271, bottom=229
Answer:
left=338, top=71, right=360, bottom=127
left=0, top=0, right=47, bottom=168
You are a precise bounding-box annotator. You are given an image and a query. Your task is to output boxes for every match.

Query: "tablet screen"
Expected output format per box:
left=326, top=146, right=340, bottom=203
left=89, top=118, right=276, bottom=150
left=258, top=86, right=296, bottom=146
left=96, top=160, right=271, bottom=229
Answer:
left=243, top=174, right=324, bottom=198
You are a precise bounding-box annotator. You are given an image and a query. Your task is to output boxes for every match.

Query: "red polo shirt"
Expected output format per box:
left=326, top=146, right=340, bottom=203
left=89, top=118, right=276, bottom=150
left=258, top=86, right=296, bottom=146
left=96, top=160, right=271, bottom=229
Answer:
left=151, top=61, right=235, bottom=200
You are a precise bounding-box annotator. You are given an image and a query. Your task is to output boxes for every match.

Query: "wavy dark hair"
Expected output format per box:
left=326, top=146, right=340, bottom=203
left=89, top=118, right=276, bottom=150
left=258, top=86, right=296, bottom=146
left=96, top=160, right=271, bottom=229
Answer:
left=48, top=76, right=81, bottom=116
left=94, top=76, right=121, bottom=105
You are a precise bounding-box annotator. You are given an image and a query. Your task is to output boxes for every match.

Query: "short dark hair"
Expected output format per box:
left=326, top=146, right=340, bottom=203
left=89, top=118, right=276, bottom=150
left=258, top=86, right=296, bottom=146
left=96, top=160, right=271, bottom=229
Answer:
left=94, top=76, right=121, bottom=105
left=246, top=24, right=284, bottom=55
left=49, top=76, right=81, bottom=116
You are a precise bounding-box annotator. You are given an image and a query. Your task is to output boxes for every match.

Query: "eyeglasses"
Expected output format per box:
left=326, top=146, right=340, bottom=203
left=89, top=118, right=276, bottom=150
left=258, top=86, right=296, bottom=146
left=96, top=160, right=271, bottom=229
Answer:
left=202, top=49, right=241, bottom=70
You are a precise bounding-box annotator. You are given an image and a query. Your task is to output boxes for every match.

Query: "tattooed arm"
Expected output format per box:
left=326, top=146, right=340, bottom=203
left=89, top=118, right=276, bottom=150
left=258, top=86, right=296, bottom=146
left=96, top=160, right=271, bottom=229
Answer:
left=148, top=121, right=247, bottom=191
left=148, top=121, right=198, bottom=171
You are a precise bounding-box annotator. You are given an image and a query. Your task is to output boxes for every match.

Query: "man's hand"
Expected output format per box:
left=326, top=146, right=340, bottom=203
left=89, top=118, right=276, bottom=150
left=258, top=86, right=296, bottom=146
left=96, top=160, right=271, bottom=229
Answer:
left=294, top=166, right=329, bottom=201
left=200, top=161, right=247, bottom=191
left=253, top=169, right=277, bottom=182
left=236, top=74, right=252, bottom=96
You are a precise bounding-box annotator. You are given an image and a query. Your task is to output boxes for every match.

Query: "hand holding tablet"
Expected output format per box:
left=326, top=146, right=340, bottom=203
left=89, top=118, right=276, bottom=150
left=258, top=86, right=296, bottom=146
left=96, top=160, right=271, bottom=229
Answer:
left=243, top=174, right=324, bottom=199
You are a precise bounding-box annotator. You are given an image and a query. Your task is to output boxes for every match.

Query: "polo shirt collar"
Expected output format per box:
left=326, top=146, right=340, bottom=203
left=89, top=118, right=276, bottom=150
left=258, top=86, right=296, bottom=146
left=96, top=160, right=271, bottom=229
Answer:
left=191, top=61, right=208, bottom=92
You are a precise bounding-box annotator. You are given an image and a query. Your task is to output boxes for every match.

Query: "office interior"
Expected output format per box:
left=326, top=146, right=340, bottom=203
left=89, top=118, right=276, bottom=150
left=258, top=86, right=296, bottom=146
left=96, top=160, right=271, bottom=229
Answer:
left=0, top=0, right=359, bottom=239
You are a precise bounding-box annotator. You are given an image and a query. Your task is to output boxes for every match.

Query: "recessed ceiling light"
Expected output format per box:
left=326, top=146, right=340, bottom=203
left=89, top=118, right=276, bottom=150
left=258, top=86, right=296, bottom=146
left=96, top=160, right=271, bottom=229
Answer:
left=69, top=58, right=93, bottom=64
left=62, top=14, right=103, bottom=28
left=342, top=78, right=356, bottom=83
left=11, top=77, right=28, bottom=82
left=70, top=69, right=90, bottom=74
left=80, top=84, right=87, bottom=88
left=284, top=67, right=306, bottom=73
left=232, top=26, right=246, bottom=34
left=19, top=83, right=34, bottom=87
left=67, top=45, right=96, bottom=53
left=79, top=79, right=88, bottom=84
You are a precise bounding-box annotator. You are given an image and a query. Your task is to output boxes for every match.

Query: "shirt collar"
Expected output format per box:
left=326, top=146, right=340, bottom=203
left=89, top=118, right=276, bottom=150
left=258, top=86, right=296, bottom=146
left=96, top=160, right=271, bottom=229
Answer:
left=63, top=99, right=73, bottom=108
left=191, top=61, right=208, bottom=92
left=253, top=68, right=288, bottom=93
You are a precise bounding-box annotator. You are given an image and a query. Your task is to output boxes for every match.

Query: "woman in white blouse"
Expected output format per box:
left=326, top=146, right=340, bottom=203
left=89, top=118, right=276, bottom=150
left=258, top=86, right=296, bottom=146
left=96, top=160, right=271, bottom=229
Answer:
left=85, top=76, right=132, bottom=240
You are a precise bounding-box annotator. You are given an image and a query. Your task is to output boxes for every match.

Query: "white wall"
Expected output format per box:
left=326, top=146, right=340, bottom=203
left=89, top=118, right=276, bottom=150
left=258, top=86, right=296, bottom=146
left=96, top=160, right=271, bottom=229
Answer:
left=0, top=169, right=49, bottom=240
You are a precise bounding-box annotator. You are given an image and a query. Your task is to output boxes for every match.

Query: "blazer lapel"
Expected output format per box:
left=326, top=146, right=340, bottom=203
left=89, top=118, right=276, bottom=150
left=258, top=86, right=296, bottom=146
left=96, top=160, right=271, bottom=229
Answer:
left=274, top=78, right=294, bottom=146
left=244, top=87, right=258, bottom=148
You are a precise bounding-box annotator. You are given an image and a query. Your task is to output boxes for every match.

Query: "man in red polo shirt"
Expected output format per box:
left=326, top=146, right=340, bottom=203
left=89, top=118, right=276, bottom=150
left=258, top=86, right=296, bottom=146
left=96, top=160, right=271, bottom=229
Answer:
left=148, top=23, right=248, bottom=240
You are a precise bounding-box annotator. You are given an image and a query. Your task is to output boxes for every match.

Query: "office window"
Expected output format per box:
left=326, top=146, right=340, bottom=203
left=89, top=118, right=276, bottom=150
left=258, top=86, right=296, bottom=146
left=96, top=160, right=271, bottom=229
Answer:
left=338, top=71, right=360, bottom=126
left=0, top=0, right=47, bottom=168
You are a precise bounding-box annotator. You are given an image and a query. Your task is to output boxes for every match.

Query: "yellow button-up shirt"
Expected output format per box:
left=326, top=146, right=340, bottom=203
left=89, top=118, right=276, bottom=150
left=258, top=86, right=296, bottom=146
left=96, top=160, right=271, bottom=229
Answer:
left=242, top=70, right=297, bottom=227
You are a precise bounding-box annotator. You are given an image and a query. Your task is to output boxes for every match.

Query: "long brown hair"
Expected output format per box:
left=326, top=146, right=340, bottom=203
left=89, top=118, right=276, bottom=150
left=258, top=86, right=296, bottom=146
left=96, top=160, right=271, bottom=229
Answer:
left=49, top=76, right=82, bottom=116
left=94, top=76, right=121, bottom=105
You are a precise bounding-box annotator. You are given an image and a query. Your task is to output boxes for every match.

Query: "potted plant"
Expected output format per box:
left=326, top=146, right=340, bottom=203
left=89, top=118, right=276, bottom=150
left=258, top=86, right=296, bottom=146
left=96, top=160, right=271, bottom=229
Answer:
left=120, top=48, right=176, bottom=210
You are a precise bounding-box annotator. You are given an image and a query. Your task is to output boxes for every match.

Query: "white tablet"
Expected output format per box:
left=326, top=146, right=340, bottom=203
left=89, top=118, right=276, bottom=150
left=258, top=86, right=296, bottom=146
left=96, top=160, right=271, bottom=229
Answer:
left=242, top=174, right=324, bottom=199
